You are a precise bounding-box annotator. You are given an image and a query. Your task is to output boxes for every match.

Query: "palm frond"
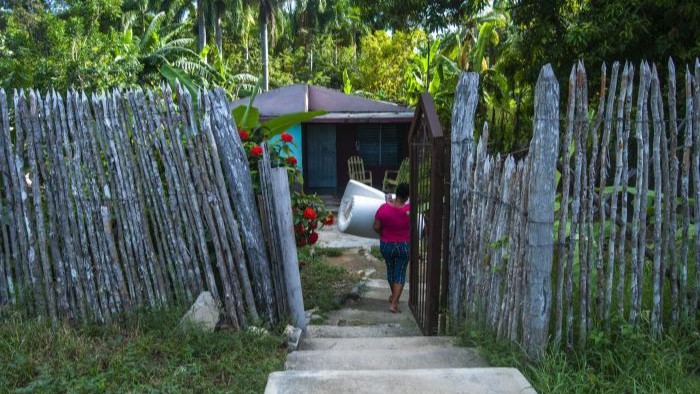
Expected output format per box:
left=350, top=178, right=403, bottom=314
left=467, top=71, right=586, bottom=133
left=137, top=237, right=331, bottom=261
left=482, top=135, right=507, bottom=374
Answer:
left=140, top=11, right=166, bottom=50
left=229, top=73, right=258, bottom=84
left=121, top=11, right=138, bottom=32
left=149, top=45, right=198, bottom=60
left=174, top=58, right=218, bottom=81
left=161, top=38, right=194, bottom=49
left=161, top=23, right=188, bottom=42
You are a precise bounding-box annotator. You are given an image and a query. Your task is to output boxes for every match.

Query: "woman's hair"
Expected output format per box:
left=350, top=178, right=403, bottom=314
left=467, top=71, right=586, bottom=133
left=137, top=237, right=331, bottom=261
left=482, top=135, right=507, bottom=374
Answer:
left=396, top=183, right=409, bottom=201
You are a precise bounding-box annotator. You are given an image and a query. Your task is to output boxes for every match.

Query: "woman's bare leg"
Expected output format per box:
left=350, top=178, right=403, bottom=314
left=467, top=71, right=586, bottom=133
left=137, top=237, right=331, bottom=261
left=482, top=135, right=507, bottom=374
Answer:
left=390, top=284, right=404, bottom=312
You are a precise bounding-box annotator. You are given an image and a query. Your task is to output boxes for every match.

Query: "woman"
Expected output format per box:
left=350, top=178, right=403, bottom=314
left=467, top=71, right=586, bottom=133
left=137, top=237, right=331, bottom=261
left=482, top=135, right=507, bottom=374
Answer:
left=373, top=183, right=410, bottom=313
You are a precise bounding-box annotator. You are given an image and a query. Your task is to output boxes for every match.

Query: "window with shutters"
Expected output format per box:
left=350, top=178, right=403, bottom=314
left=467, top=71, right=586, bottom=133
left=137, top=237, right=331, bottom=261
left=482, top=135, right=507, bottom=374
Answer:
left=357, top=124, right=400, bottom=167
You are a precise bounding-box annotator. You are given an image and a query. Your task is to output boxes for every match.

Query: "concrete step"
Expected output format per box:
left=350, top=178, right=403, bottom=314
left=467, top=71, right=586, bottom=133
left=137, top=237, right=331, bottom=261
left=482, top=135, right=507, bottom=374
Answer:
left=361, top=289, right=403, bottom=301
left=323, top=307, right=417, bottom=326
left=363, top=278, right=393, bottom=289
left=301, top=336, right=457, bottom=351
left=285, top=347, right=487, bottom=370
left=305, top=324, right=421, bottom=338
left=265, top=368, right=537, bottom=394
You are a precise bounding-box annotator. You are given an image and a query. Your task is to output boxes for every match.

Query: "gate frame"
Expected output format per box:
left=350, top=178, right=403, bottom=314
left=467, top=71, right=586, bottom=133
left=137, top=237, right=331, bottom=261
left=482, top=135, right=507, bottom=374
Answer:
left=408, top=92, right=448, bottom=335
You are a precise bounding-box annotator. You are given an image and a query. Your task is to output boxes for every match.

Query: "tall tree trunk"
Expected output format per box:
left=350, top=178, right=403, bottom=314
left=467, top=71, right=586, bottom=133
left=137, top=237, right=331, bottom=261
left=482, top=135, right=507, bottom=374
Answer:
left=261, top=19, right=269, bottom=91
left=310, top=48, right=314, bottom=73
left=215, top=3, right=224, bottom=56
left=197, top=0, right=206, bottom=53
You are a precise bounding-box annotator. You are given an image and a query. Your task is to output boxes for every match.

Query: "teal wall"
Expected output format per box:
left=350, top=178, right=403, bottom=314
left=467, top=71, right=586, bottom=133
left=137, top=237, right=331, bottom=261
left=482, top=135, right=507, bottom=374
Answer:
left=270, top=124, right=303, bottom=171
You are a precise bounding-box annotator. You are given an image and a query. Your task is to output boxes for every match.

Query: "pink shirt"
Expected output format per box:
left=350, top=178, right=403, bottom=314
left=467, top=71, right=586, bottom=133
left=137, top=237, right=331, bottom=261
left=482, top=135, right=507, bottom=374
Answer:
left=375, top=203, right=410, bottom=243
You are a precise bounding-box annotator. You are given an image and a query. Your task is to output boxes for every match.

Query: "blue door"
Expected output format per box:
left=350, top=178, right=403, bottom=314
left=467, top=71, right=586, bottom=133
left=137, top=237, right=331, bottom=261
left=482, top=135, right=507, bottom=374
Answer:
left=306, top=124, right=337, bottom=188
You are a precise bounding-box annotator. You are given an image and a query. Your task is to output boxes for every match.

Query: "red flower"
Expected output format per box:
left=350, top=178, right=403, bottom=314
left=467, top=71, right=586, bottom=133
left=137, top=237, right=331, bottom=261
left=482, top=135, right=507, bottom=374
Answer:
left=322, top=215, right=334, bottom=226
left=238, top=128, right=249, bottom=140
left=295, top=223, right=304, bottom=233
left=281, top=133, right=293, bottom=143
left=308, top=221, right=318, bottom=230
left=309, top=231, right=319, bottom=245
left=250, top=145, right=263, bottom=156
left=303, top=207, right=317, bottom=220
left=286, top=156, right=298, bottom=166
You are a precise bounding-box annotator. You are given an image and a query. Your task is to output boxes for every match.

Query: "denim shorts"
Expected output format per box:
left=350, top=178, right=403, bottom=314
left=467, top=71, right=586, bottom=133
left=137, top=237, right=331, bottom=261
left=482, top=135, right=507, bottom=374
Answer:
left=380, top=241, right=409, bottom=285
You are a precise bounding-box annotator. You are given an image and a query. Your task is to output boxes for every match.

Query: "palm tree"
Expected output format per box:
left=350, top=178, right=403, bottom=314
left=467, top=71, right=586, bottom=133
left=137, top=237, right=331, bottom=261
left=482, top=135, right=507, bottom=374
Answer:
left=116, top=7, right=201, bottom=86
left=125, top=0, right=192, bottom=39
left=325, top=0, right=366, bottom=59
left=258, top=0, right=277, bottom=91
left=209, top=0, right=244, bottom=57
left=214, top=0, right=227, bottom=55
left=227, top=2, right=257, bottom=66
left=197, top=0, right=206, bottom=52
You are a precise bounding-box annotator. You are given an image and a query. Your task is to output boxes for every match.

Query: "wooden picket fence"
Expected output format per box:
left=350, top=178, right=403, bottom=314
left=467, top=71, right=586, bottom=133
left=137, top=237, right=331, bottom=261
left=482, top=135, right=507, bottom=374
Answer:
left=449, top=59, right=700, bottom=357
left=0, top=85, right=291, bottom=328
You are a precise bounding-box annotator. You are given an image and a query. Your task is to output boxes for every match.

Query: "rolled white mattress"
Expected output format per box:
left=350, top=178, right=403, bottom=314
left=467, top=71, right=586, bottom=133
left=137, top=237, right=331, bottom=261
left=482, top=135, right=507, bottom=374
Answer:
left=341, top=180, right=386, bottom=201
left=338, top=181, right=387, bottom=239
left=337, top=195, right=385, bottom=239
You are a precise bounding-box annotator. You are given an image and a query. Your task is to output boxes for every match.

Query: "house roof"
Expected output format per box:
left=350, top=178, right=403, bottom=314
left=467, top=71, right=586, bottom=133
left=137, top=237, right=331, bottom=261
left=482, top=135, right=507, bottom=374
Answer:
left=230, top=84, right=414, bottom=123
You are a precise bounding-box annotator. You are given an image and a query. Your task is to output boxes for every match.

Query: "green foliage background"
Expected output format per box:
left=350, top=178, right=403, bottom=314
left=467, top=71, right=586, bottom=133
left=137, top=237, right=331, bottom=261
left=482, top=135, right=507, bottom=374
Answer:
left=1, top=2, right=698, bottom=391
left=2, top=1, right=698, bottom=151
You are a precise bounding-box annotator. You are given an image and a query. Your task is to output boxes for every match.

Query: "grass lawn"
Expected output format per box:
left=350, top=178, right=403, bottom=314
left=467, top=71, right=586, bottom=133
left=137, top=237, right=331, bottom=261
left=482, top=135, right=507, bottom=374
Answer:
left=0, top=246, right=361, bottom=393
left=298, top=246, right=361, bottom=319
left=0, top=307, right=286, bottom=393
left=459, top=321, right=700, bottom=393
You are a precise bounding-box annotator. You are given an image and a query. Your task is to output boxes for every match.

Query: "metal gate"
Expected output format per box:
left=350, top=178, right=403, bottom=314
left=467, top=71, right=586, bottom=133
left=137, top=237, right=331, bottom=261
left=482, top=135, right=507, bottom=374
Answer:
left=408, top=93, right=449, bottom=335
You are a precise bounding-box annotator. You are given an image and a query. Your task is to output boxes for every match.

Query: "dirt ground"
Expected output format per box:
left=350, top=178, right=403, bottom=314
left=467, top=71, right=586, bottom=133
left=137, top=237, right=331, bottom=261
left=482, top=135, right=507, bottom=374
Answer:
left=321, top=247, right=387, bottom=280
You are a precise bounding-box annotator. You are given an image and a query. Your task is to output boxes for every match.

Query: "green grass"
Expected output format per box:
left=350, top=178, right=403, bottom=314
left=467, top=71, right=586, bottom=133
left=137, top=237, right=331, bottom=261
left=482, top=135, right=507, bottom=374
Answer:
left=459, top=321, right=700, bottom=393
left=0, top=307, right=286, bottom=393
left=315, top=247, right=345, bottom=257
left=370, top=246, right=384, bottom=261
left=299, top=246, right=361, bottom=316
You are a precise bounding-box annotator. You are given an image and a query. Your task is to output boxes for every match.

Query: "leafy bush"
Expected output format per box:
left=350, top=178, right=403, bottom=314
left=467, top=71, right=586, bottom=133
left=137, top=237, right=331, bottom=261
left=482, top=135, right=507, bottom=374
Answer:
left=234, top=103, right=333, bottom=247
left=292, top=192, right=333, bottom=247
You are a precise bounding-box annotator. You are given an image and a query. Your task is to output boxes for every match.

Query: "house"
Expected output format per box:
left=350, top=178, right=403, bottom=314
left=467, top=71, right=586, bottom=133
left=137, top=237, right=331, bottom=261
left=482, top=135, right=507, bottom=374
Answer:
left=230, top=84, right=414, bottom=195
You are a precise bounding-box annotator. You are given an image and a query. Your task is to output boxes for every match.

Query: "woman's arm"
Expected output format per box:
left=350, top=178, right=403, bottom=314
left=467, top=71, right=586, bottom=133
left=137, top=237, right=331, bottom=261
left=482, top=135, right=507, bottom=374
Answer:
left=373, top=219, right=382, bottom=236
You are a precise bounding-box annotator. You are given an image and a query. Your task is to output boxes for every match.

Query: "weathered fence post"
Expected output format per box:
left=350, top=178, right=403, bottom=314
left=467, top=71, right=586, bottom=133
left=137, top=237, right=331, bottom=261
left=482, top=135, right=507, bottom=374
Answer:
left=523, top=64, right=559, bottom=358
left=270, top=168, right=306, bottom=328
left=691, top=60, right=700, bottom=319
left=448, top=73, right=479, bottom=319
left=207, top=88, right=275, bottom=323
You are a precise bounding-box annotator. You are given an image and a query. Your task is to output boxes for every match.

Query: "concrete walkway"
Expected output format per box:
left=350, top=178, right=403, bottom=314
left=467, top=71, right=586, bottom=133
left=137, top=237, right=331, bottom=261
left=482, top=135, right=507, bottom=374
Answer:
left=265, top=254, right=537, bottom=393
left=316, top=221, right=379, bottom=249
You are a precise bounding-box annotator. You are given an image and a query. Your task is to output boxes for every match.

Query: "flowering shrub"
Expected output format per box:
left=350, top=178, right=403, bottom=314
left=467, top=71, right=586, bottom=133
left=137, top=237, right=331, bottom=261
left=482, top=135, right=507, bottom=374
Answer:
left=250, top=144, right=263, bottom=156
left=281, top=132, right=293, bottom=143
left=239, top=124, right=302, bottom=189
left=234, top=104, right=333, bottom=248
left=292, top=192, right=334, bottom=247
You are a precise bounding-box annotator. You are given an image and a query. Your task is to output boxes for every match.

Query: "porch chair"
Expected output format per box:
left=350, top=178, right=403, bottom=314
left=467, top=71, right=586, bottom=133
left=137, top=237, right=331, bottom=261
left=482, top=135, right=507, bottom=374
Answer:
left=383, top=157, right=410, bottom=193
left=347, top=156, right=372, bottom=187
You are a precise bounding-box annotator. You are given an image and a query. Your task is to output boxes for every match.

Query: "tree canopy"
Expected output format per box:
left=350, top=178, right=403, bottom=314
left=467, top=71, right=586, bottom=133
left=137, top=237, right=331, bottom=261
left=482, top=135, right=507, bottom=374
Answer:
left=1, top=0, right=698, bottom=151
